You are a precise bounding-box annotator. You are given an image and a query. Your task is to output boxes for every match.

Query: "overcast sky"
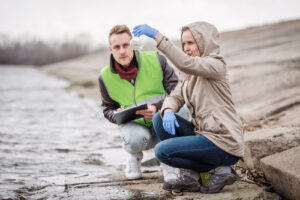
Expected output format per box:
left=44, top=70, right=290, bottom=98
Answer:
left=1, top=0, right=300, bottom=46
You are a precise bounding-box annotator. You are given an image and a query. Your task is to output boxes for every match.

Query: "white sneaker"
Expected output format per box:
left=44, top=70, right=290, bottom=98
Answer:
left=161, top=163, right=179, bottom=182
left=125, top=153, right=142, bottom=180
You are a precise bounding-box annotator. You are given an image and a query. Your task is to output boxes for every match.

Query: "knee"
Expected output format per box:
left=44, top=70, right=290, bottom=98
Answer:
left=152, top=112, right=163, bottom=137
left=224, top=155, right=240, bottom=166
left=122, top=134, right=149, bottom=154
left=154, top=142, right=167, bottom=162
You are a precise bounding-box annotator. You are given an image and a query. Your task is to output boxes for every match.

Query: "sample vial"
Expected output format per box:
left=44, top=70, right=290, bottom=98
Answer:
left=130, top=36, right=144, bottom=50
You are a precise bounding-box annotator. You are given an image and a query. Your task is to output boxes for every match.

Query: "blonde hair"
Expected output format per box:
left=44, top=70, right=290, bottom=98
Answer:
left=108, top=25, right=132, bottom=43
left=180, top=26, right=190, bottom=49
left=181, top=26, right=190, bottom=36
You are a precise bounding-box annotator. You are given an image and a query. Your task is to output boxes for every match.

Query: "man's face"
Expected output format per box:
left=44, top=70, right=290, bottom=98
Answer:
left=109, top=32, right=134, bottom=67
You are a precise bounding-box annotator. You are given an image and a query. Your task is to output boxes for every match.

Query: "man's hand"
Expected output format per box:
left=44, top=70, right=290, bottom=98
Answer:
left=136, top=105, right=157, bottom=120
left=163, top=110, right=179, bottom=136
left=132, top=24, right=158, bottom=39
left=116, top=108, right=123, bottom=112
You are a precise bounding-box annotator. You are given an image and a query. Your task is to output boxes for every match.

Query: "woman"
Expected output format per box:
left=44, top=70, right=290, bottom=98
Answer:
left=132, top=22, right=244, bottom=194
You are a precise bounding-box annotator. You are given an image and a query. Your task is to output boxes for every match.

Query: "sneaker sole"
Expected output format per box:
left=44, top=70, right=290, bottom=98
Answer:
left=163, top=184, right=200, bottom=192
left=125, top=174, right=142, bottom=180
left=162, top=182, right=173, bottom=191
left=172, top=185, right=200, bottom=193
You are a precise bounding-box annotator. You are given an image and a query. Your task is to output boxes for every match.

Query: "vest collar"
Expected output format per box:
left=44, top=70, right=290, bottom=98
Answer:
left=110, top=50, right=140, bottom=74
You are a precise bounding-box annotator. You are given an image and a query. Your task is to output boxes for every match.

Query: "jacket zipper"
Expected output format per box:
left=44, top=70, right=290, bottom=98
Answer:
left=133, top=52, right=147, bottom=125
left=133, top=51, right=140, bottom=106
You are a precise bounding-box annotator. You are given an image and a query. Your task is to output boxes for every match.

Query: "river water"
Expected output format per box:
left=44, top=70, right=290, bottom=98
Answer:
left=0, top=66, right=162, bottom=200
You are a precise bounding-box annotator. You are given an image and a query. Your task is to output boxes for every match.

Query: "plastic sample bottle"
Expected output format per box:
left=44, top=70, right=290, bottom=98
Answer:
left=130, top=37, right=144, bottom=50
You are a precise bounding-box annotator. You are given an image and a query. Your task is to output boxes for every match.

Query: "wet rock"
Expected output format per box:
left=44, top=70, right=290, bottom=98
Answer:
left=55, top=148, right=71, bottom=153
left=142, top=157, right=160, bottom=167
left=261, top=146, right=300, bottom=200
left=83, top=155, right=104, bottom=166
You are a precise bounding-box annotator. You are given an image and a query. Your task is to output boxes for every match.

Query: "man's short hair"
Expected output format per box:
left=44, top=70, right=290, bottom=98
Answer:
left=108, top=25, right=132, bottom=44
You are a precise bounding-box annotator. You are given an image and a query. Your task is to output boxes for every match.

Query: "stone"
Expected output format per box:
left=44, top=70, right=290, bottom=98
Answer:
left=142, top=157, right=160, bottom=167
left=244, top=127, right=300, bottom=169
left=261, top=146, right=300, bottom=200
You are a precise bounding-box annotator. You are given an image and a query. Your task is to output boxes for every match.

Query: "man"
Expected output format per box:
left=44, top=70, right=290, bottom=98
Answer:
left=98, top=25, right=179, bottom=180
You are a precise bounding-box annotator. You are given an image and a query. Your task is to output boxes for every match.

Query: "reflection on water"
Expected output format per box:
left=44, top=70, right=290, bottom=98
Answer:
left=0, top=66, right=161, bottom=199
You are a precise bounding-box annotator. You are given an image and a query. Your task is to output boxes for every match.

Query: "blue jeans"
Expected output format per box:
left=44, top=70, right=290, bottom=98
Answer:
left=152, top=112, right=239, bottom=172
left=119, top=105, right=189, bottom=158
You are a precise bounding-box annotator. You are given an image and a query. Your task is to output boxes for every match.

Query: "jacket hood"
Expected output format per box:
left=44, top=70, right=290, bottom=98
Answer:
left=183, top=21, right=224, bottom=61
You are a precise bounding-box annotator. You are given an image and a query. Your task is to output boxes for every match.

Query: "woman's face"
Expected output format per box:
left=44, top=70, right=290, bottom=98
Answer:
left=181, top=30, right=201, bottom=57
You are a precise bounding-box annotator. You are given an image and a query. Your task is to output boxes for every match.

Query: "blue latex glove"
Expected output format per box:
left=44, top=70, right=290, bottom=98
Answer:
left=132, top=24, right=158, bottom=39
left=163, top=111, right=179, bottom=135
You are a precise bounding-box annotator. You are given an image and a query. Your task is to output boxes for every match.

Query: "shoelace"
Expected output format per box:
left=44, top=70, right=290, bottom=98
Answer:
left=128, top=158, right=140, bottom=170
left=206, top=174, right=222, bottom=186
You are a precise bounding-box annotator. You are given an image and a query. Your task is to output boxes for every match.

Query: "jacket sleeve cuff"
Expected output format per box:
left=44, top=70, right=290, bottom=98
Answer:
left=161, top=102, right=180, bottom=115
left=157, top=36, right=170, bottom=52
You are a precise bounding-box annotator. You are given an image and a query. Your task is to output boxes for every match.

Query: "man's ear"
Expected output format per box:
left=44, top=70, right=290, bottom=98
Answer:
left=109, top=46, right=112, bottom=52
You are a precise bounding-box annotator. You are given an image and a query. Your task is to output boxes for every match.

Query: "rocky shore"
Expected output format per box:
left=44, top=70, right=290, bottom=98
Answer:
left=41, top=19, right=300, bottom=199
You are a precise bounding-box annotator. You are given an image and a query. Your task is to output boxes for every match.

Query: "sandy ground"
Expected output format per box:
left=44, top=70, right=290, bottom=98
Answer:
left=104, top=170, right=280, bottom=200
left=40, top=19, right=300, bottom=199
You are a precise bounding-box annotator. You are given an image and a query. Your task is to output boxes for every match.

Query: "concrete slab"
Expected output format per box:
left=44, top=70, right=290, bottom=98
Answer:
left=261, top=146, right=300, bottom=200
left=244, top=127, right=300, bottom=169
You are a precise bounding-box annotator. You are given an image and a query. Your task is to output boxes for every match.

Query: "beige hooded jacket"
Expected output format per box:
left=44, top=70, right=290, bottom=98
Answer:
left=158, top=21, right=244, bottom=157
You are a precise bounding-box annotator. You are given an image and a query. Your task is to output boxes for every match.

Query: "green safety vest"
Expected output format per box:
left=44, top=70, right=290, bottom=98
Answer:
left=101, top=51, right=166, bottom=127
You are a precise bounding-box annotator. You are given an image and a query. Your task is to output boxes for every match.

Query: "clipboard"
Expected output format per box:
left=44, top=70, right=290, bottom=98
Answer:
left=114, top=104, right=148, bottom=125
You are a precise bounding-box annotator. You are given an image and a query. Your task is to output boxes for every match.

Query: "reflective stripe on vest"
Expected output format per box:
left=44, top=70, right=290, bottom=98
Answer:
left=101, top=51, right=166, bottom=127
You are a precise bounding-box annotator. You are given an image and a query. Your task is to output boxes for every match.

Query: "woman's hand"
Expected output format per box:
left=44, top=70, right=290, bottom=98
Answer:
left=136, top=104, right=157, bottom=120
left=133, top=24, right=158, bottom=39
left=162, top=110, right=179, bottom=135
left=133, top=24, right=164, bottom=44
